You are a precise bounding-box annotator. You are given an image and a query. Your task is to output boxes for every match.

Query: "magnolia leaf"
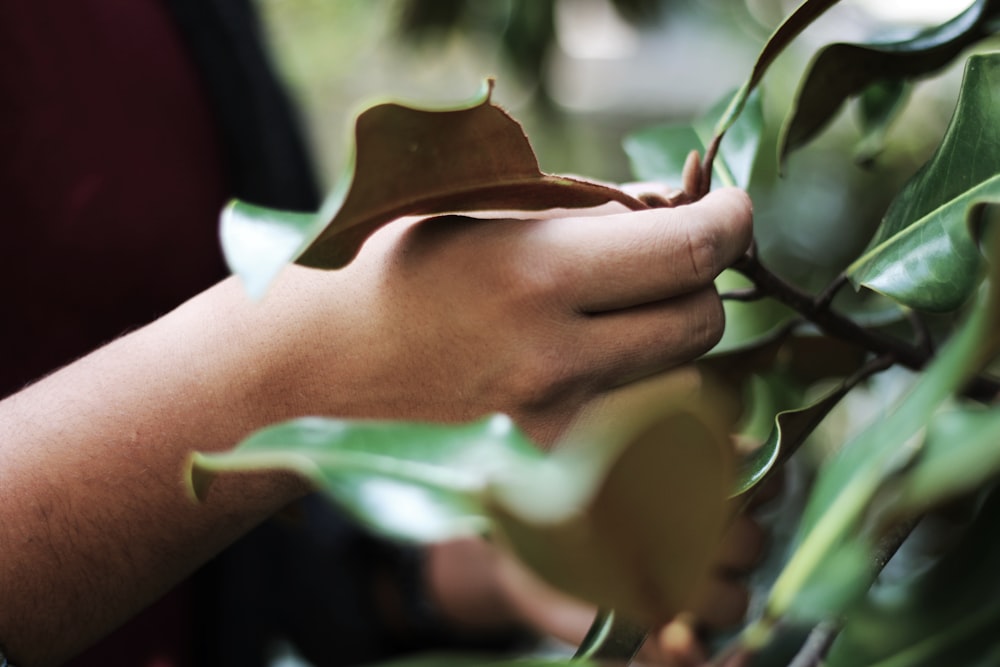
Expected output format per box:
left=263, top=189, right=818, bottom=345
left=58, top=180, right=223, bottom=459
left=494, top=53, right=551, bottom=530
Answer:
left=854, top=79, right=912, bottom=165
left=847, top=177, right=1000, bottom=312
left=624, top=89, right=764, bottom=189
left=733, top=379, right=854, bottom=498
left=190, top=414, right=542, bottom=542
left=826, top=489, right=1000, bottom=667
left=221, top=81, right=645, bottom=298
left=847, top=54, right=1000, bottom=312
left=749, top=222, right=1000, bottom=631
left=887, top=406, right=1000, bottom=518
left=191, top=372, right=735, bottom=629
left=715, top=0, right=843, bottom=135
left=782, top=541, right=871, bottom=623
left=781, top=0, right=1000, bottom=158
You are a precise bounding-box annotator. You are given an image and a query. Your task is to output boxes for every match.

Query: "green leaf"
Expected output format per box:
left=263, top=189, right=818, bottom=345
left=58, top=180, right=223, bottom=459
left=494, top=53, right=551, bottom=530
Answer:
left=781, top=0, right=1000, bottom=158
left=733, top=379, right=854, bottom=498
left=847, top=176, right=1000, bottom=312
left=715, top=0, right=844, bottom=135
left=782, top=540, right=871, bottom=623
left=190, top=414, right=542, bottom=542
left=221, top=81, right=645, bottom=299
left=827, top=488, right=1000, bottom=667
left=191, top=372, right=735, bottom=627
left=743, top=221, right=1000, bottom=634
left=847, top=53, right=1000, bottom=312
left=624, top=89, right=764, bottom=189
left=888, top=405, right=1000, bottom=517
left=854, top=79, right=912, bottom=165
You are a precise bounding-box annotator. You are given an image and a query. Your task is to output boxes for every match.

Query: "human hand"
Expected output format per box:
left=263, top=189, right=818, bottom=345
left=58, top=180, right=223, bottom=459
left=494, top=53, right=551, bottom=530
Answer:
left=238, top=187, right=753, bottom=444
left=424, top=508, right=767, bottom=666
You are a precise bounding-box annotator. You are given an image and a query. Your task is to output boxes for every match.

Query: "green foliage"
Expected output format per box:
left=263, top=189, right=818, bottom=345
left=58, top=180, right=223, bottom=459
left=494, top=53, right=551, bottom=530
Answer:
left=196, top=1, right=1000, bottom=665
left=846, top=54, right=1000, bottom=312
left=624, top=88, right=764, bottom=189
left=192, top=373, right=735, bottom=627
left=826, top=488, right=1000, bottom=667
left=780, top=0, right=1000, bottom=160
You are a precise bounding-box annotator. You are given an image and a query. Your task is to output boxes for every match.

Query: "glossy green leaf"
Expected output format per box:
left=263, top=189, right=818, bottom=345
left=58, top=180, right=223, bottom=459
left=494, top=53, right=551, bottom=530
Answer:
left=715, top=0, right=843, bottom=135
left=624, top=89, right=764, bottom=189
left=847, top=176, right=1000, bottom=311
left=847, top=54, right=1000, bottom=312
left=888, top=405, right=1000, bottom=517
left=782, top=540, right=871, bottom=623
left=190, top=414, right=542, bottom=542
left=744, top=223, right=1000, bottom=634
left=781, top=0, right=1000, bottom=158
left=192, top=372, right=734, bottom=627
left=827, top=489, right=1000, bottom=667
left=221, top=81, right=644, bottom=299
left=854, top=79, right=912, bottom=165
left=733, top=379, right=854, bottom=498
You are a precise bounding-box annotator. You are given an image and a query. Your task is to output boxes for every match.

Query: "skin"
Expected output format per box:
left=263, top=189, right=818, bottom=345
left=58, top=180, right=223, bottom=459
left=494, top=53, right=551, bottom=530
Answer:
left=0, top=187, right=753, bottom=666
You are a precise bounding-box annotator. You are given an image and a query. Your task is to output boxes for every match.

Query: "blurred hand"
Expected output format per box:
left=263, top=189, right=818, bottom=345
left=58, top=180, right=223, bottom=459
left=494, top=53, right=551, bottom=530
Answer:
left=425, top=507, right=768, bottom=667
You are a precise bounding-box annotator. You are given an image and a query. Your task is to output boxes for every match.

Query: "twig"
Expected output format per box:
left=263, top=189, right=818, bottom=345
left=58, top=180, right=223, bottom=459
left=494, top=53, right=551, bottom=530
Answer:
left=782, top=516, right=921, bottom=667
left=814, top=273, right=848, bottom=311
left=730, top=250, right=1000, bottom=402
left=786, top=620, right=841, bottom=667
left=720, top=287, right=763, bottom=302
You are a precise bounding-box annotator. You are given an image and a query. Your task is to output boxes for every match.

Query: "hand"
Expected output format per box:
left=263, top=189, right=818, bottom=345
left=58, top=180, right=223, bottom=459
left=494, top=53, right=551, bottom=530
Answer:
left=246, top=187, right=753, bottom=444
left=0, top=186, right=751, bottom=664
left=424, top=509, right=767, bottom=667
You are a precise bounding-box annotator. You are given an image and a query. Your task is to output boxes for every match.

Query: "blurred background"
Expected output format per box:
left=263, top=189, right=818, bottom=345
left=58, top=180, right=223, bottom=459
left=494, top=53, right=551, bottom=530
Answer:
left=254, top=0, right=970, bottom=178
left=253, top=0, right=985, bottom=289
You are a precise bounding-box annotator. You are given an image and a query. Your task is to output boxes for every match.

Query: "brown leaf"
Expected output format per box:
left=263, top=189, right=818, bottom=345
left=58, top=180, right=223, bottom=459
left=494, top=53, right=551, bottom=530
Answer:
left=298, top=81, right=647, bottom=269
left=487, top=371, right=735, bottom=625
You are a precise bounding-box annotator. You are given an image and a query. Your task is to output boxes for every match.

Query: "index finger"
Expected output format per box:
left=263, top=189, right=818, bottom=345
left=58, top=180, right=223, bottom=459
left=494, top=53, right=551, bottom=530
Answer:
left=543, top=188, right=753, bottom=313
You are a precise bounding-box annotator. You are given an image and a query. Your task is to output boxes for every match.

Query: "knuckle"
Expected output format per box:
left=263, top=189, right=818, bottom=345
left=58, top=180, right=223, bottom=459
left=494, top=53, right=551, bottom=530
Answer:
left=687, top=290, right=725, bottom=354
left=506, top=337, right=587, bottom=412
left=684, top=222, right=725, bottom=284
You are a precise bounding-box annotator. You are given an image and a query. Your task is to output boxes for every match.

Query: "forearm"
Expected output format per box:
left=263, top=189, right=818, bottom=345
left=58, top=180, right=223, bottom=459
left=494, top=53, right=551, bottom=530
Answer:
left=0, top=276, right=310, bottom=666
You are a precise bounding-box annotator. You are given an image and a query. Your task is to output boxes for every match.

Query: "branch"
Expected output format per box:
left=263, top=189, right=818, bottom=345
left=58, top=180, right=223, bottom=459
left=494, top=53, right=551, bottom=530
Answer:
left=783, top=517, right=921, bottom=667
left=730, top=249, right=1000, bottom=402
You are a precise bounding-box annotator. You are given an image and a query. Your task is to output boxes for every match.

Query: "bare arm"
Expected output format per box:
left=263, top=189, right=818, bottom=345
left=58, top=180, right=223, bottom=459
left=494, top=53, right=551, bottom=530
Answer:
left=0, top=188, right=752, bottom=665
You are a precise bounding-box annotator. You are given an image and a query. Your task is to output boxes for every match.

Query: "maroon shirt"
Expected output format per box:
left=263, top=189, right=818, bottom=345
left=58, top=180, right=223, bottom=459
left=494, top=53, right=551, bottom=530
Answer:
left=1, top=1, right=231, bottom=664
left=0, top=0, right=231, bottom=398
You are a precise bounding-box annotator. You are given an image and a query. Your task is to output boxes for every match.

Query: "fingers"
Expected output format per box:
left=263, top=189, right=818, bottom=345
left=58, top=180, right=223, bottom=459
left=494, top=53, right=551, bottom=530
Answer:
left=656, top=615, right=708, bottom=667
left=546, top=188, right=753, bottom=313
left=575, top=287, right=725, bottom=386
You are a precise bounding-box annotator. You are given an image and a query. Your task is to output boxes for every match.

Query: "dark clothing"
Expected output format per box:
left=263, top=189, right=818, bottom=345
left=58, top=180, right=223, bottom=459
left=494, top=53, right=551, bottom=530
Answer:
left=1, top=2, right=527, bottom=663
left=0, top=1, right=416, bottom=665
